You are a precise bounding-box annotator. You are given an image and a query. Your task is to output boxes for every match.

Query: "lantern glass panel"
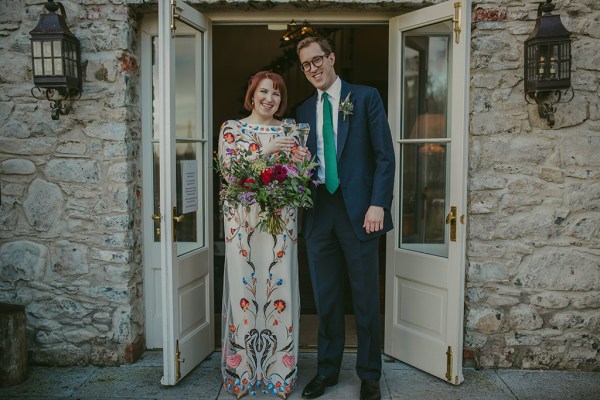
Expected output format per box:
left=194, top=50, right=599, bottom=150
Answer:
left=44, top=58, right=53, bottom=75
left=43, top=41, right=52, bottom=58
left=560, top=42, right=570, bottom=80
left=53, top=41, right=62, bottom=57
left=33, top=41, right=41, bottom=57
left=33, top=59, right=42, bottom=76
left=54, top=59, right=63, bottom=75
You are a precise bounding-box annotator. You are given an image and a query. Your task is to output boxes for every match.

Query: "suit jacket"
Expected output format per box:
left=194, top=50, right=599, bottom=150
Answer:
left=297, top=80, right=395, bottom=241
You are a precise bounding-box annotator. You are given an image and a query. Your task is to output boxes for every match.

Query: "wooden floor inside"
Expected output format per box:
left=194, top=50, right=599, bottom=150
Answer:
left=299, top=314, right=358, bottom=349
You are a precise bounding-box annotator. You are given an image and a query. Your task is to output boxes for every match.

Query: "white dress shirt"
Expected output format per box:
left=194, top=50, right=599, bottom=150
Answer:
left=316, top=76, right=341, bottom=183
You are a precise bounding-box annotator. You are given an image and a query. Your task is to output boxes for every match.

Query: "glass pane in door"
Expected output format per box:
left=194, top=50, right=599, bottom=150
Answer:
left=399, top=21, right=451, bottom=257
left=151, top=33, right=206, bottom=255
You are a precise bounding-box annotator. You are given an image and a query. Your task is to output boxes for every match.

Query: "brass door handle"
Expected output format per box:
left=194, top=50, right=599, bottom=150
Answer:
left=151, top=213, right=161, bottom=222
left=173, top=214, right=184, bottom=223
left=445, top=206, right=457, bottom=242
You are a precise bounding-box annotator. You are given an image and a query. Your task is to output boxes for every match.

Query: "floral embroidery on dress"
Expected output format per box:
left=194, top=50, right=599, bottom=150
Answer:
left=218, top=120, right=299, bottom=398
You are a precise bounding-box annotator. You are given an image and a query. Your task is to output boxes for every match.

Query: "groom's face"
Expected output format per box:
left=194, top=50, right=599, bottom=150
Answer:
left=299, top=42, right=337, bottom=92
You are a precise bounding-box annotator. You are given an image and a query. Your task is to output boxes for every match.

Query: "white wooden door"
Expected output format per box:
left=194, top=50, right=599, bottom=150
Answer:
left=385, top=0, right=470, bottom=385
left=157, top=0, right=213, bottom=385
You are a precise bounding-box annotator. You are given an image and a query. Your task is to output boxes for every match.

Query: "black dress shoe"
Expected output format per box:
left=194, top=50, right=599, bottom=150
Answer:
left=301, top=374, right=338, bottom=399
left=360, top=380, right=381, bottom=400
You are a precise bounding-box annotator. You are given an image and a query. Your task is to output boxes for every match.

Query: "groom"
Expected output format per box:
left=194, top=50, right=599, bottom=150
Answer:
left=295, top=37, right=395, bottom=400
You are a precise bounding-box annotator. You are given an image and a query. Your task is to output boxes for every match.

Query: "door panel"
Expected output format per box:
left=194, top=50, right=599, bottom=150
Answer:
left=157, top=0, right=213, bottom=386
left=386, top=0, right=469, bottom=385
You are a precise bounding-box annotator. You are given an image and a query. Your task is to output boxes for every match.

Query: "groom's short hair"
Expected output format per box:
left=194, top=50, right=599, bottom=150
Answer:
left=296, top=36, right=333, bottom=57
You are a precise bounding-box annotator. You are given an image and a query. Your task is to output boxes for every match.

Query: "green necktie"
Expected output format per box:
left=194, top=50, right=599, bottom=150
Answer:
left=322, top=92, right=339, bottom=194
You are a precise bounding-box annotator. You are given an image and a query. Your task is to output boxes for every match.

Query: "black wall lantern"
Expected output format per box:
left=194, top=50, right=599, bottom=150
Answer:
left=524, top=0, right=573, bottom=127
left=30, top=0, right=82, bottom=120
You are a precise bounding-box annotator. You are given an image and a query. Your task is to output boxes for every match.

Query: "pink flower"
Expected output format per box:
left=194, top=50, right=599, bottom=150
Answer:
left=227, top=353, right=242, bottom=368
left=282, top=354, right=295, bottom=368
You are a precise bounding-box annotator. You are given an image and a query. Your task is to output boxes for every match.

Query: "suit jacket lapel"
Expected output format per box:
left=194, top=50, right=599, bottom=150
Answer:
left=337, top=81, right=351, bottom=161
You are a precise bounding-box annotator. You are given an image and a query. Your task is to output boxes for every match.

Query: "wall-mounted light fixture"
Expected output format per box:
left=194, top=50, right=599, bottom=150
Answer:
left=280, top=20, right=321, bottom=48
left=29, top=0, right=82, bottom=120
left=524, top=0, right=573, bottom=127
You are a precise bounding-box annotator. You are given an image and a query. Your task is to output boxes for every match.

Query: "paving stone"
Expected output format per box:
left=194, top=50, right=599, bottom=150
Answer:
left=495, top=370, right=600, bottom=400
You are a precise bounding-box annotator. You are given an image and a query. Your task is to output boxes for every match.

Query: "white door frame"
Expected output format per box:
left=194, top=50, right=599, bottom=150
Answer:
left=141, top=5, right=470, bottom=384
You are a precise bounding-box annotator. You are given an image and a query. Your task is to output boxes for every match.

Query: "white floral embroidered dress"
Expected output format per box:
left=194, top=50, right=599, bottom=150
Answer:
left=218, top=120, right=299, bottom=398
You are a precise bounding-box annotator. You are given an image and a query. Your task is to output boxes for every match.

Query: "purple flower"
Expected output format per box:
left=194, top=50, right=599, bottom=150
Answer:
left=239, top=192, right=256, bottom=204
left=285, top=164, right=299, bottom=177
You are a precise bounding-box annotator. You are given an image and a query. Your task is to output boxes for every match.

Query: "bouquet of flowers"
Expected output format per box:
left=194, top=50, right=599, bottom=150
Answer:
left=216, top=149, right=318, bottom=235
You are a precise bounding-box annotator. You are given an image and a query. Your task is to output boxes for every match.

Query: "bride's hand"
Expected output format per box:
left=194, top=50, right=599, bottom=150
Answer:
left=263, top=136, right=296, bottom=155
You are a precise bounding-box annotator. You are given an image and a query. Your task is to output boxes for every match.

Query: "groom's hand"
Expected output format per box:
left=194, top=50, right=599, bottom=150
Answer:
left=363, top=206, right=384, bottom=234
left=291, top=146, right=310, bottom=162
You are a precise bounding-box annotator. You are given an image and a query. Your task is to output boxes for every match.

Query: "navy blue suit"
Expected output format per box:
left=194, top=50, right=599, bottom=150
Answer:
left=297, top=80, right=395, bottom=381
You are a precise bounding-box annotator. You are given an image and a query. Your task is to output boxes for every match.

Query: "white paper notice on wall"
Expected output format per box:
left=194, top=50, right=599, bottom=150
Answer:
left=180, top=160, right=198, bottom=214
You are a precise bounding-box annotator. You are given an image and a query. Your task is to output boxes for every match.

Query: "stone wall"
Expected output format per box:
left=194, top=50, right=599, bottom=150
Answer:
left=467, top=0, right=600, bottom=370
left=0, top=0, right=598, bottom=370
left=0, top=0, right=144, bottom=365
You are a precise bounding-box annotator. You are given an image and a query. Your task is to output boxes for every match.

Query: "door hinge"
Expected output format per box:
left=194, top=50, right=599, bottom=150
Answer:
left=170, top=0, right=183, bottom=38
left=445, top=345, right=453, bottom=382
left=175, top=339, right=185, bottom=381
left=453, top=2, right=462, bottom=44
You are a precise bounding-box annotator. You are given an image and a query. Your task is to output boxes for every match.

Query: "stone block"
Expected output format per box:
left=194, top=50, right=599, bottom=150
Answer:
left=549, top=312, right=600, bottom=330
left=108, top=162, right=132, bottom=183
left=561, top=133, right=600, bottom=167
left=571, top=291, right=600, bottom=309
left=467, top=306, right=503, bottom=334
left=51, top=241, right=90, bottom=276
left=1, top=159, right=35, bottom=174
left=45, top=159, right=101, bottom=183
left=83, top=122, right=127, bottom=141
left=0, top=240, right=47, bottom=282
left=468, top=260, right=510, bottom=282
left=508, top=304, right=543, bottom=331
left=513, top=250, right=600, bottom=290
left=529, top=292, right=570, bottom=309
left=567, top=182, right=600, bottom=212
left=23, top=179, right=64, bottom=232
left=33, top=343, right=89, bottom=366
left=469, top=191, right=500, bottom=214
left=470, top=173, right=507, bottom=191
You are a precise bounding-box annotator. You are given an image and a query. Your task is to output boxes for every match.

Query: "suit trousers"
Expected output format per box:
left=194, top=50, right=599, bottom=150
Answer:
left=305, top=185, right=382, bottom=382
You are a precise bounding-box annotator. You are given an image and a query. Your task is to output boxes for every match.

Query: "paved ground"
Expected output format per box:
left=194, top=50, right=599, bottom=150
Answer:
left=1, top=351, right=599, bottom=399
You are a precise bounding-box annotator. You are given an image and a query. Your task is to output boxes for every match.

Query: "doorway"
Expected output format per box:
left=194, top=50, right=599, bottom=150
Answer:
left=211, top=24, right=389, bottom=347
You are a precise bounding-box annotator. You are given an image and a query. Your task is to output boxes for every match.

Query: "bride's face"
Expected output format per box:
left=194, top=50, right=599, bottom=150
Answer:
left=252, top=78, right=281, bottom=119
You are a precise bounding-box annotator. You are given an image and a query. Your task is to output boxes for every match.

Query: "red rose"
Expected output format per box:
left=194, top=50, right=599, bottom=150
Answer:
left=239, top=178, right=255, bottom=188
left=260, top=168, right=273, bottom=184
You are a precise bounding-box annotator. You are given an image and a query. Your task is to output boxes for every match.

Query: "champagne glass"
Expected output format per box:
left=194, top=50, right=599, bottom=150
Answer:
left=281, top=118, right=296, bottom=136
left=296, top=122, right=310, bottom=147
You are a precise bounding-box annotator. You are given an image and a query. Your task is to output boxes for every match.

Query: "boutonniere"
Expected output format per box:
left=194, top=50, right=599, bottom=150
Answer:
left=339, top=92, right=354, bottom=121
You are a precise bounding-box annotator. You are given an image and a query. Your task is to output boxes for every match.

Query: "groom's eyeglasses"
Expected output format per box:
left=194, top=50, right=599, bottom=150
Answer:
left=300, top=54, right=330, bottom=72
